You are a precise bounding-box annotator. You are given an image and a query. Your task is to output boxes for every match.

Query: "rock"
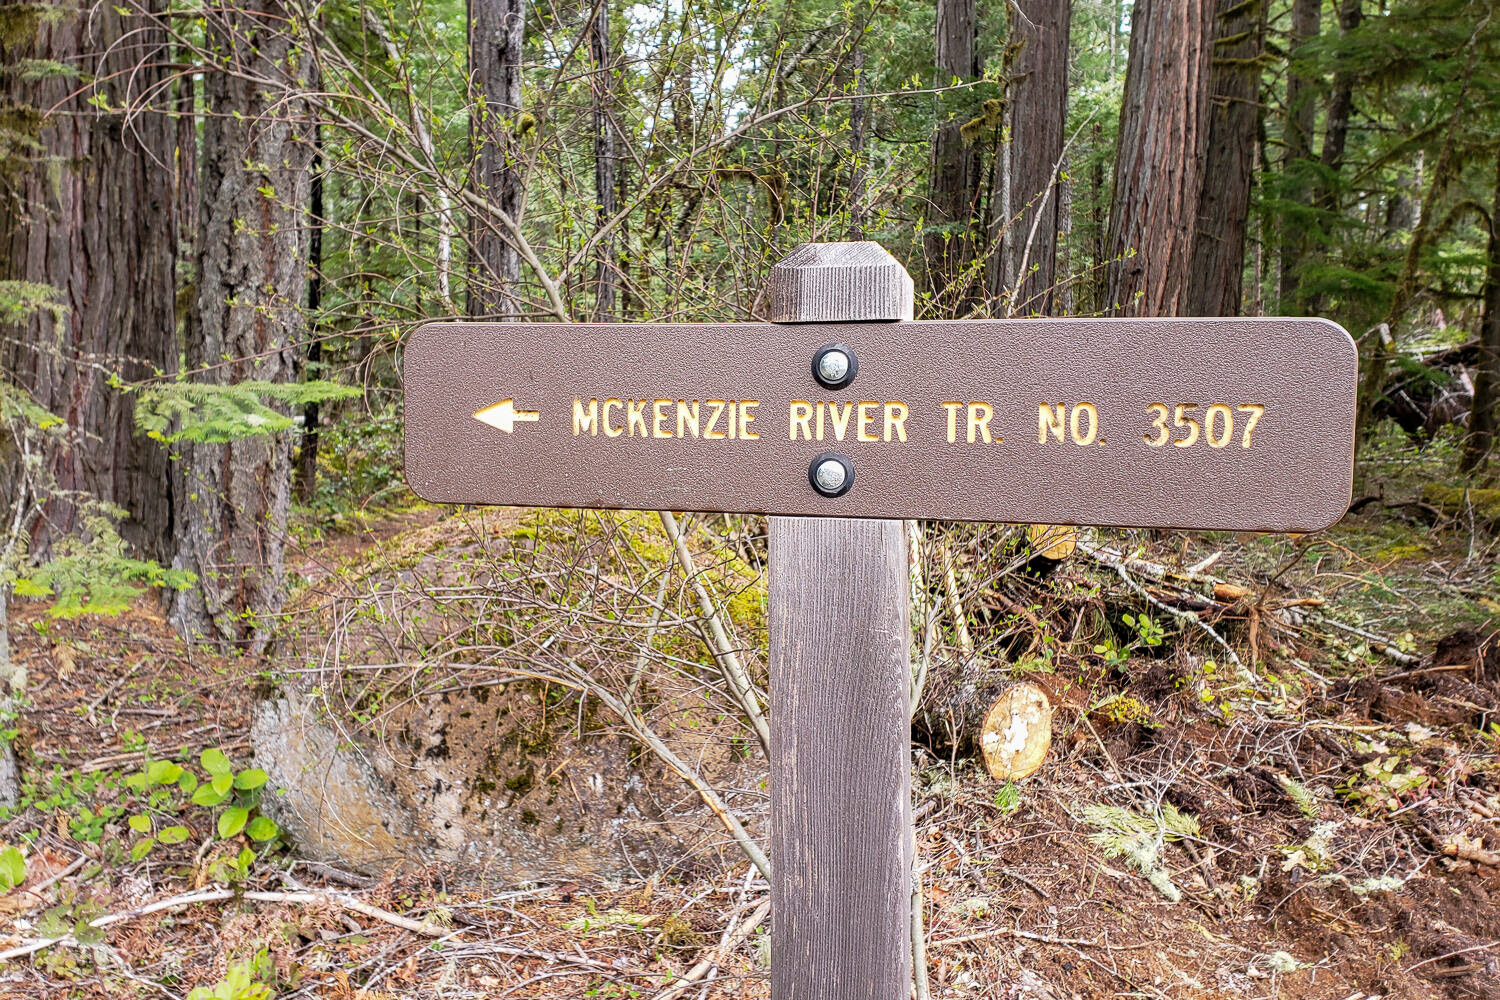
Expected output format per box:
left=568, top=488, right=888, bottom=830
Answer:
left=253, top=683, right=766, bottom=881
left=253, top=690, right=436, bottom=872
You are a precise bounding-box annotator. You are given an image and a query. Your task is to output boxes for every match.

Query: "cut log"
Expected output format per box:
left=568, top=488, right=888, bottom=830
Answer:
left=979, top=682, right=1053, bottom=782
left=1026, top=524, right=1076, bottom=576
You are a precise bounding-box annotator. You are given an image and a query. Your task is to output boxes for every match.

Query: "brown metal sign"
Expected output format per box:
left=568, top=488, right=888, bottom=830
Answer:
left=403, top=318, right=1357, bottom=532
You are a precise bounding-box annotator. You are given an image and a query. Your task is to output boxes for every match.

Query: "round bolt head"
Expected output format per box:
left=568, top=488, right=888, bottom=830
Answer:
left=817, top=349, right=850, bottom=384
left=811, top=343, right=858, bottom=389
left=814, top=459, right=846, bottom=493
left=808, top=452, right=855, bottom=498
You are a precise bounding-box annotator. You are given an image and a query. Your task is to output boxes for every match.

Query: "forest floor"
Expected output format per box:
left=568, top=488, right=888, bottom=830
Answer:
left=0, top=429, right=1498, bottom=999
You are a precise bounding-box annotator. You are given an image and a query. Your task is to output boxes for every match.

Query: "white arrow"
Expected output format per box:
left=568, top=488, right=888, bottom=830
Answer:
left=473, top=398, right=541, bottom=434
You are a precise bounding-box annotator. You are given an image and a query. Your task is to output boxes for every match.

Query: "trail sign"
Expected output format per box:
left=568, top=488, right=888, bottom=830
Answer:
left=402, top=241, right=1360, bottom=1000
left=405, top=316, right=1357, bottom=532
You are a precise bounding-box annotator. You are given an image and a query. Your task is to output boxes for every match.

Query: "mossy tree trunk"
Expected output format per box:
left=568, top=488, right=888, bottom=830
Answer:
left=170, top=1, right=314, bottom=649
left=1461, top=151, right=1500, bottom=474
left=1276, top=0, right=1320, bottom=313
left=1185, top=0, right=1265, bottom=317
left=990, top=0, right=1070, bottom=317
left=0, top=0, right=179, bottom=561
left=927, top=0, right=979, bottom=313
left=468, top=0, right=526, bottom=320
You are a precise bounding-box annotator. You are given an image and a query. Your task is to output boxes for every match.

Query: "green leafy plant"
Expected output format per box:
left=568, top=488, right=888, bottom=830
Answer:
left=0, top=845, right=25, bottom=889
left=124, top=748, right=279, bottom=862
left=993, top=781, right=1022, bottom=816
left=1277, top=774, right=1321, bottom=820
left=187, top=950, right=275, bottom=1000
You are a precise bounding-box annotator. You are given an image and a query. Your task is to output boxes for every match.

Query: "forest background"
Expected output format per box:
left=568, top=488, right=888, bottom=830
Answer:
left=2, top=0, right=1497, bottom=648
left=2, top=0, right=1500, bottom=998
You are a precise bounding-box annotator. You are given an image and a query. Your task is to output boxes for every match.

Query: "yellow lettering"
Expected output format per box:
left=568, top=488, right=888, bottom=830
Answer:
left=858, top=402, right=879, bottom=442
left=1070, top=402, right=1098, bottom=445
left=704, top=400, right=726, bottom=439
left=603, top=398, right=624, bottom=438
left=815, top=401, right=825, bottom=441
left=942, top=402, right=962, bottom=444
left=1173, top=404, right=1199, bottom=447
left=883, top=402, right=909, bottom=443
left=789, top=401, right=813, bottom=441
left=627, top=400, right=649, bottom=437
left=1144, top=403, right=1169, bottom=446
left=968, top=402, right=994, bottom=444
left=572, top=398, right=598, bottom=436
left=1237, top=404, right=1264, bottom=447
left=1205, top=404, right=1233, bottom=448
left=677, top=400, right=700, bottom=438
left=1038, top=403, right=1065, bottom=443
left=740, top=401, right=760, bottom=440
left=828, top=402, right=855, bottom=441
left=653, top=399, right=672, bottom=438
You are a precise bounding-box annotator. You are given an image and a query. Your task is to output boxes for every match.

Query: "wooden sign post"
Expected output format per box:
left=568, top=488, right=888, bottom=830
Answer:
left=402, top=241, right=1360, bottom=999
left=765, top=244, right=915, bottom=1000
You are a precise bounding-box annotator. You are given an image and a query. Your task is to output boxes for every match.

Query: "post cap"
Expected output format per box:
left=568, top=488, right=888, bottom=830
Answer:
left=766, top=241, right=914, bottom=323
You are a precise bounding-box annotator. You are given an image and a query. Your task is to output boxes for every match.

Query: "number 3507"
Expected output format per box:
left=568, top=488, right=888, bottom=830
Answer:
left=1145, top=403, right=1264, bottom=449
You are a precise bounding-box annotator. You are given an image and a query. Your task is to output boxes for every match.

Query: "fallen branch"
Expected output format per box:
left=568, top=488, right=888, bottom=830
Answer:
left=1082, top=543, right=1253, bottom=686
left=1442, top=835, right=1500, bottom=867
left=0, top=886, right=450, bottom=962
left=659, top=511, right=770, bottom=756
left=930, top=924, right=1103, bottom=948
left=1307, top=613, right=1420, bottom=666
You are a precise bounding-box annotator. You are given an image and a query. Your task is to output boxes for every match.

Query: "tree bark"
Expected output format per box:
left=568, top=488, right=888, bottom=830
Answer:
left=849, top=46, right=868, bottom=239
left=1104, top=0, right=1216, bottom=317
left=590, top=0, right=617, bottom=321
left=468, top=0, right=526, bottom=320
left=171, top=1, right=313, bottom=649
left=1185, top=0, right=1266, bottom=317
left=1276, top=0, right=1320, bottom=312
left=297, top=125, right=325, bottom=504
left=1461, top=152, right=1500, bottom=473
left=991, top=0, right=1071, bottom=317
left=0, top=0, right=179, bottom=561
left=1304, top=0, right=1362, bottom=317
left=927, top=0, right=979, bottom=312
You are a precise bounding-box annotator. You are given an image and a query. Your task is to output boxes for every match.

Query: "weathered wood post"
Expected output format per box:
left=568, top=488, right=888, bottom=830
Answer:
left=765, top=243, right=915, bottom=1000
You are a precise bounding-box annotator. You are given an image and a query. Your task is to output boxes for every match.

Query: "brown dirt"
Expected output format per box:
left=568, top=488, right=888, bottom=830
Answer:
left=0, top=508, right=1497, bottom=999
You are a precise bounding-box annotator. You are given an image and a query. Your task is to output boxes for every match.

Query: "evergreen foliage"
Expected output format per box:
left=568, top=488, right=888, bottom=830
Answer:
left=135, top=381, right=362, bottom=445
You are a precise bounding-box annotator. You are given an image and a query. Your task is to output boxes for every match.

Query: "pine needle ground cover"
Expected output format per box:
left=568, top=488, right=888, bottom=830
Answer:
left=0, top=481, right=1492, bottom=998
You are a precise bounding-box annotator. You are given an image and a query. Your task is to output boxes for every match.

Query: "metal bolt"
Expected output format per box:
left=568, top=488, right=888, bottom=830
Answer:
left=817, top=349, right=850, bottom=385
left=811, top=343, right=858, bottom=389
left=808, top=452, right=854, bottom=498
left=814, top=459, right=847, bottom=493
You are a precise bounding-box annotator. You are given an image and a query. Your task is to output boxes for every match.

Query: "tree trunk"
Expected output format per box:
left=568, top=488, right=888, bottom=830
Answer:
left=171, top=1, right=313, bottom=649
left=849, top=46, right=868, bottom=239
left=468, top=0, right=526, bottom=320
left=1362, top=107, right=1467, bottom=436
left=590, top=0, right=617, bottom=321
left=1303, top=0, right=1361, bottom=318
left=991, top=0, right=1071, bottom=317
left=1185, top=0, right=1266, bottom=317
left=927, top=0, right=979, bottom=313
left=1104, top=0, right=1216, bottom=317
left=297, top=126, right=326, bottom=504
left=0, top=0, right=179, bottom=561
left=1461, top=152, right=1500, bottom=474
left=0, top=584, right=17, bottom=808
left=1276, top=0, right=1320, bottom=312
